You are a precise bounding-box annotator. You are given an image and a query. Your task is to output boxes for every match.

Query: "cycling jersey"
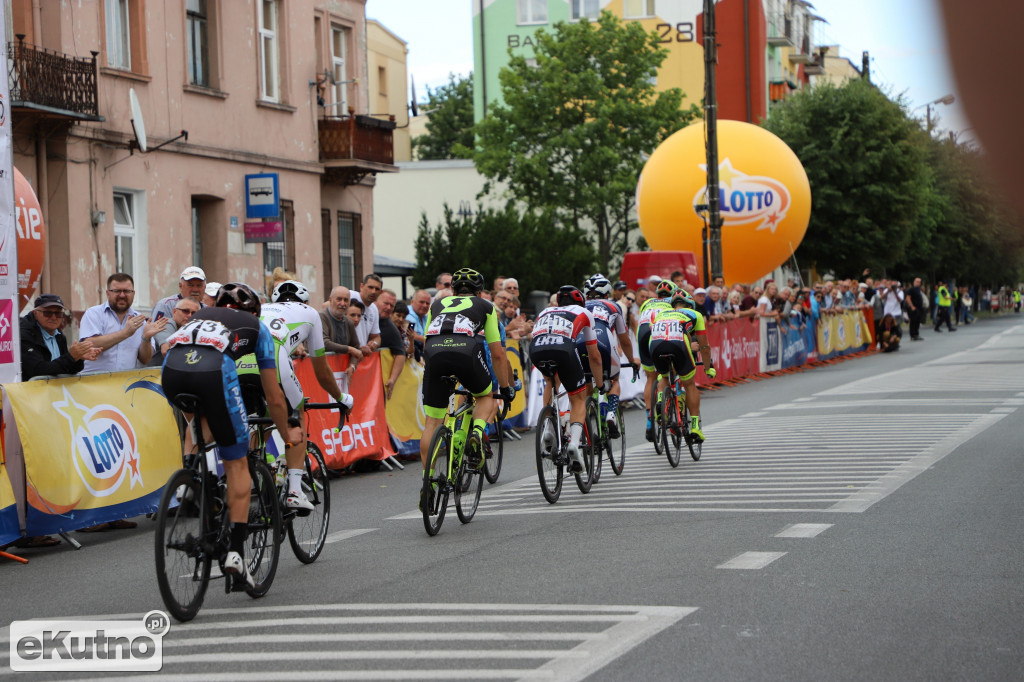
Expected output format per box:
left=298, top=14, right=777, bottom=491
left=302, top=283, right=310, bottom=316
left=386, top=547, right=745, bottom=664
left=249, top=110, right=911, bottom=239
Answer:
left=259, top=301, right=327, bottom=357
left=578, top=299, right=627, bottom=379
left=637, top=297, right=673, bottom=371
left=648, top=308, right=707, bottom=381
left=530, top=305, right=598, bottom=395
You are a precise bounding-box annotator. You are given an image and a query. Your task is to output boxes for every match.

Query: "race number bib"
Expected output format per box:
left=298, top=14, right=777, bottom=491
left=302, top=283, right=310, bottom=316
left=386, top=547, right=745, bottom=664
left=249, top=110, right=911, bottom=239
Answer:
left=167, top=318, right=231, bottom=352
left=532, top=313, right=573, bottom=339
left=651, top=319, right=686, bottom=342
left=263, top=315, right=290, bottom=343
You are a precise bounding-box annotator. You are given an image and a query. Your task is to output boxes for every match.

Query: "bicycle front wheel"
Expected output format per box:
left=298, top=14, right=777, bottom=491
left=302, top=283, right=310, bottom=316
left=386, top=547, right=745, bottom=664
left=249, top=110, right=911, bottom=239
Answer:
left=422, top=427, right=451, bottom=536
left=608, top=403, right=625, bottom=476
left=662, top=388, right=682, bottom=468
left=245, top=461, right=282, bottom=598
left=685, top=405, right=703, bottom=462
left=484, top=414, right=503, bottom=484
left=288, top=442, right=331, bottom=563
left=575, top=399, right=599, bottom=494
left=154, top=469, right=211, bottom=622
left=535, top=406, right=563, bottom=504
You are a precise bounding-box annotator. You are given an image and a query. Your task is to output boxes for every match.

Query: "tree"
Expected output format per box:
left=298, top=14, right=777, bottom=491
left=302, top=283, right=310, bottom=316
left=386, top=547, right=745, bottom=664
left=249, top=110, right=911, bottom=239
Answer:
left=413, top=203, right=597, bottom=296
left=412, top=74, right=474, bottom=160
left=472, top=11, right=696, bottom=273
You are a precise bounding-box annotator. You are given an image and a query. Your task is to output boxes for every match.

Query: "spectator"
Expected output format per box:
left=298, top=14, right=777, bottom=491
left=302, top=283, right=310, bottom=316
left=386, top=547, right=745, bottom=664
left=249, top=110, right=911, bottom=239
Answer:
left=375, top=289, right=407, bottom=399
left=670, top=270, right=686, bottom=287
left=879, top=314, right=902, bottom=352
left=436, top=272, right=453, bottom=293
left=693, top=288, right=712, bottom=318
left=80, top=273, right=167, bottom=373
left=502, top=278, right=521, bottom=309
left=492, top=274, right=506, bottom=291
left=347, top=299, right=365, bottom=333
left=406, top=289, right=430, bottom=360
left=392, top=301, right=416, bottom=357
left=611, top=280, right=628, bottom=305
left=741, top=285, right=760, bottom=312
left=150, top=297, right=201, bottom=366
left=351, top=273, right=383, bottom=355
left=647, top=274, right=663, bottom=293
left=320, top=286, right=363, bottom=369
left=839, top=280, right=856, bottom=308
left=880, top=280, right=905, bottom=325
left=961, top=287, right=976, bottom=324
left=906, top=277, right=926, bottom=340
left=203, top=282, right=221, bottom=307
left=152, top=266, right=206, bottom=322
left=433, top=287, right=453, bottom=303
left=756, top=281, right=777, bottom=317
left=705, top=286, right=726, bottom=317
left=21, top=294, right=101, bottom=380
left=725, top=290, right=744, bottom=317
left=777, top=286, right=794, bottom=317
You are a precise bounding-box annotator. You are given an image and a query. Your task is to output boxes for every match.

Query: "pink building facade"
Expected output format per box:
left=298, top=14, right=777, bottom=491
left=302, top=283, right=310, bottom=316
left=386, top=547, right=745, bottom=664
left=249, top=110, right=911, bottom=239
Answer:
left=11, top=0, right=396, bottom=314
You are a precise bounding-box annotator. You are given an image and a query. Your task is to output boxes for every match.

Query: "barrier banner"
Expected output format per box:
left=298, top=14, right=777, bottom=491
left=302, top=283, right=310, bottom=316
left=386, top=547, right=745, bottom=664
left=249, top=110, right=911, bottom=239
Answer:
left=780, top=317, right=811, bottom=368
left=386, top=355, right=425, bottom=456
left=5, top=370, right=181, bottom=535
left=816, top=310, right=872, bottom=361
left=293, top=352, right=395, bottom=470
left=760, top=318, right=782, bottom=373
left=701, top=317, right=760, bottom=385
left=0, top=461, right=18, bottom=545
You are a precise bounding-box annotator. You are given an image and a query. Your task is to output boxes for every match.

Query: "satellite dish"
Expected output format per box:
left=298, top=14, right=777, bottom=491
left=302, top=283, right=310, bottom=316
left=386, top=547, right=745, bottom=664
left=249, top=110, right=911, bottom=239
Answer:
left=129, top=87, right=148, bottom=153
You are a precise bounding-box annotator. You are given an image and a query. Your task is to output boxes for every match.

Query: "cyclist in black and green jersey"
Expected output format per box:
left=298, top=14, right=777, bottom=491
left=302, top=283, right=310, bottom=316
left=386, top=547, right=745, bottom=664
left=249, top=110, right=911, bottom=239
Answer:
left=419, top=268, right=515, bottom=507
left=637, top=280, right=677, bottom=441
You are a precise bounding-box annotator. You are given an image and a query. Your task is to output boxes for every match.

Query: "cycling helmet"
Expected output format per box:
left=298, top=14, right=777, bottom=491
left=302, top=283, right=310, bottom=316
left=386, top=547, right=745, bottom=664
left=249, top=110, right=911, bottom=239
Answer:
left=271, top=279, right=310, bottom=303
left=671, top=290, right=696, bottom=309
left=216, top=282, right=261, bottom=317
left=584, top=274, right=612, bottom=299
left=451, top=267, right=485, bottom=295
left=656, top=280, right=677, bottom=298
left=556, top=285, right=586, bottom=307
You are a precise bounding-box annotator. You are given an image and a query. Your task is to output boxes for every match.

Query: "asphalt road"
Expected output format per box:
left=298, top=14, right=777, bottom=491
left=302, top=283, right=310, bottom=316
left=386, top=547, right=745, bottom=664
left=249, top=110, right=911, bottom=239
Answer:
left=2, top=314, right=1023, bottom=681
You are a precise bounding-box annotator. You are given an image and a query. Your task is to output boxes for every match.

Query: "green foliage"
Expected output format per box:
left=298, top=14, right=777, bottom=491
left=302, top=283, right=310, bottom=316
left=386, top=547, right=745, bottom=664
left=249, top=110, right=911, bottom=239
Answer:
left=413, top=203, right=597, bottom=295
left=412, top=74, right=474, bottom=160
left=472, top=11, right=697, bottom=273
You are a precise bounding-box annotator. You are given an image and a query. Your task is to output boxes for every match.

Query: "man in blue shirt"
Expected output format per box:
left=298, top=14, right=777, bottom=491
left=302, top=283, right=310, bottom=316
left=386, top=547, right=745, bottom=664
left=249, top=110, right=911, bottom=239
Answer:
left=20, top=294, right=101, bottom=380
left=79, top=273, right=167, bottom=373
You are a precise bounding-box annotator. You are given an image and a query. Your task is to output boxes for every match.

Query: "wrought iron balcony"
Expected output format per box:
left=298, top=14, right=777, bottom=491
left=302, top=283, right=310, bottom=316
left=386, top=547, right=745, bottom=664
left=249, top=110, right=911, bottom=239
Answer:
left=317, top=111, right=397, bottom=184
left=8, top=36, right=102, bottom=121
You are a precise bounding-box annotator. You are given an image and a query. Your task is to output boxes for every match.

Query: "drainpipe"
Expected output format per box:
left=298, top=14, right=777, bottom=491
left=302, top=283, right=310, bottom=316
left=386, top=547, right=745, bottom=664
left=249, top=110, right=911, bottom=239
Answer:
left=744, top=0, right=751, bottom=122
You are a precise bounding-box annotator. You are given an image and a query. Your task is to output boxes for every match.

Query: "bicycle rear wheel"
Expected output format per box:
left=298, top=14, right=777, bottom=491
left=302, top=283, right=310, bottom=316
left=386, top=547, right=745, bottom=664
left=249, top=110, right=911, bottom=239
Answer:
left=422, top=427, right=451, bottom=536
left=288, top=442, right=331, bottom=563
left=684, top=405, right=703, bottom=461
left=650, top=397, right=664, bottom=456
left=455, top=451, right=484, bottom=524
left=661, top=388, right=682, bottom=468
left=535, top=406, right=563, bottom=504
left=608, top=403, right=626, bottom=476
left=484, top=414, right=503, bottom=484
left=245, top=461, right=281, bottom=597
left=155, top=469, right=210, bottom=622
left=575, top=399, right=598, bottom=494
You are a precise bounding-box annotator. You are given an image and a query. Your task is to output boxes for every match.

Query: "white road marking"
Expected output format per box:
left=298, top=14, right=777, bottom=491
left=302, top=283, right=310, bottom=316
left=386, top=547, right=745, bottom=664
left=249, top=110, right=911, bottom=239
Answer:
left=323, top=528, right=376, bottom=544
left=776, top=523, right=833, bottom=538
left=990, top=407, right=1017, bottom=413
left=717, top=551, right=787, bottom=569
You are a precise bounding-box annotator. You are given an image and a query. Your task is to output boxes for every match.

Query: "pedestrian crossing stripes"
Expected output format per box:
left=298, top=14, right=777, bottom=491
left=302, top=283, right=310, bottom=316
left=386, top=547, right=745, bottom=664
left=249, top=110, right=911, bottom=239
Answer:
left=22, top=603, right=695, bottom=682
left=400, top=411, right=1007, bottom=517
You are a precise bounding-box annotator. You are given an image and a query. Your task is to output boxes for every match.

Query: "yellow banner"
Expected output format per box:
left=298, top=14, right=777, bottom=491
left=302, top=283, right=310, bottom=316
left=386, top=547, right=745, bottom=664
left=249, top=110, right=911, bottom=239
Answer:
left=0, top=461, right=18, bottom=544
left=6, top=370, right=182, bottom=534
left=817, top=310, right=871, bottom=360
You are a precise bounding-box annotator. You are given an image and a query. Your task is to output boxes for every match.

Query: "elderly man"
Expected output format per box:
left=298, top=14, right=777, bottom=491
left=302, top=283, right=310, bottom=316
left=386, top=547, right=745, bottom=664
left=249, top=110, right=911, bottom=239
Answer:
left=149, top=296, right=201, bottom=366
left=692, top=287, right=711, bottom=318
left=375, top=289, right=407, bottom=399
left=350, top=273, right=383, bottom=356
left=80, top=273, right=166, bottom=373
left=502, top=277, right=521, bottom=300
left=153, top=266, right=206, bottom=322
left=21, top=294, right=101, bottom=380
left=320, top=286, right=363, bottom=366
left=436, top=272, right=453, bottom=292
left=406, top=289, right=431, bottom=360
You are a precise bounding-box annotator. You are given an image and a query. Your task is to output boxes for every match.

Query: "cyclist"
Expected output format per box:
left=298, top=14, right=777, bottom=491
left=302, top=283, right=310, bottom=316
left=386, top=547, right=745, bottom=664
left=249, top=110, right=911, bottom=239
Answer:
left=637, top=279, right=677, bottom=441
left=255, top=279, right=354, bottom=511
left=161, top=283, right=303, bottom=587
left=648, top=290, right=717, bottom=441
left=530, top=285, right=603, bottom=473
left=419, top=268, right=515, bottom=508
left=581, top=274, right=639, bottom=439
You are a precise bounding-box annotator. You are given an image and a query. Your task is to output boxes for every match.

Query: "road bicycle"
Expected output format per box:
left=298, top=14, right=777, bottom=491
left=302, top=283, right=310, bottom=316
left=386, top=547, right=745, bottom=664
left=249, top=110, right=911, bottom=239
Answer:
left=254, top=399, right=349, bottom=564
left=533, top=360, right=598, bottom=503
left=655, top=354, right=703, bottom=467
left=591, top=362, right=637, bottom=482
left=154, top=394, right=281, bottom=623
left=421, top=380, right=486, bottom=536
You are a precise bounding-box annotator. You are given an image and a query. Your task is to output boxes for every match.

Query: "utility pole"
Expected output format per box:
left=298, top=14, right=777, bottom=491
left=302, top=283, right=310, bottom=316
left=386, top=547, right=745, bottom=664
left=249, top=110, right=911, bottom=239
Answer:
left=862, top=50, right=870, bottom=82
left=703, top=0, right=723, bottom=286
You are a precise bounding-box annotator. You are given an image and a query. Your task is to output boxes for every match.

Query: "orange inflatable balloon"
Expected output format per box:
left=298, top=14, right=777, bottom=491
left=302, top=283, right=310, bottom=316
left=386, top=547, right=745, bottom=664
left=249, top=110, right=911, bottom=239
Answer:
left=13, top=167, right=45, bottom=308
left=637, top=120, right=811, bottom=285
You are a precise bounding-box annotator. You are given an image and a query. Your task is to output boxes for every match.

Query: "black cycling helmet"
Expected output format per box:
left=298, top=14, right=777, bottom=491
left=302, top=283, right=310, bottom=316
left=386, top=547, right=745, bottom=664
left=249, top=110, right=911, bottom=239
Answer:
left=451, top=267, right=484, bottom=295
left=556, top=285, right=586, bottom=307
left=216, top=282, right=261, bottom=317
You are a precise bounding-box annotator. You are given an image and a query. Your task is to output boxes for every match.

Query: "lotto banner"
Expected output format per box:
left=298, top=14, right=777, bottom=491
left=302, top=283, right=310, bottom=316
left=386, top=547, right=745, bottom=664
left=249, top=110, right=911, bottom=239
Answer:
left=0, top=461, right=18, bottom=546
left=293, top=352, right=396, bottom=469
left=816, top=310, right=872, bottom=361
left=6, top=370, right=181, bottom=535
left=700, top=317, right=760, bottom=385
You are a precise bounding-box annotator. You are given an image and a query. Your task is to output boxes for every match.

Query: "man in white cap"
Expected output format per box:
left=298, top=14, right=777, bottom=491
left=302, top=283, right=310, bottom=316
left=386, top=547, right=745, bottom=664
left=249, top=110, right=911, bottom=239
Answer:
left=203, top=281, right=222, bottom=307
left=647, top=274, right=663, bottom=293
left=152, top=266, right=207, bottom=322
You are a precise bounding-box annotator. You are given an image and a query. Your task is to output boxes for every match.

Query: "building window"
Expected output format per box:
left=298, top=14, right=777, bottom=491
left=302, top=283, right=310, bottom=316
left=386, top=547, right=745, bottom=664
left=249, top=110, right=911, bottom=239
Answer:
left=331, top=25, right=349, bottom=115
left=570, top=0, right=600, bottom=20
left=338, top=212, right=356, bottom=289
left=517, top=0, right=547, bottom=25
left=113, top=192, right=135, bottom=277
left=186, top=0, right=209, bottom=86
left=258, top=0, right=280, bottom=101
left=623, top=0, right=655, bottom=19
left=105, top=0, right=131, bottom=69
left=378, top=66, right=387, bottom=96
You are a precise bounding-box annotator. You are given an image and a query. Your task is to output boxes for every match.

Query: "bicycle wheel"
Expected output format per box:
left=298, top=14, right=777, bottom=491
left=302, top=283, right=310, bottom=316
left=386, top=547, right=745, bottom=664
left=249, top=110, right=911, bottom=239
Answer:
left=608, top=403, right=626, bottom=476
left=575, top=399, right=598, bottom=494
left=649, top=395, right=664, bottom=456
left=154, top=469, right=211, bottom=622
left=245, top=460, right=281, bottom=598
left=592, top=409, right=604, bottom=485
left=684, top=404, right=703, bottom=462
left=662, top=388, right=682, bottom=468
left=483, top=414, right=503, bottom=484
left=288, top=442, right=331, bottom=563
left=455, top=448, right=484, bottom=524
left=535, top=406, right=563, bottom=504
left=422, top=427, right=451, bottom=536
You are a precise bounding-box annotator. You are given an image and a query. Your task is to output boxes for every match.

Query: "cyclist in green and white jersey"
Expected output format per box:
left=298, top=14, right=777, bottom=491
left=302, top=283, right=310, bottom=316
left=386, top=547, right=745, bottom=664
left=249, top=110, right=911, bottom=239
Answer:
left=637, top=279, right=677, bottom=441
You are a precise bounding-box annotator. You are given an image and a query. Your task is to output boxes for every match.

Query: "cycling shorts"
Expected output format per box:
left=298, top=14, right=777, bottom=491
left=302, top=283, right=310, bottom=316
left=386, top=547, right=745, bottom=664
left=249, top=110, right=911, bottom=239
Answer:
left=638, top=323, right=654, bottom=372
left=649, top=338, right=697, bottom=382
left=422, top=338, right=493, bottom=419
left=162, top=347, right=248, bottom=461
left=530, top=339, right=588, bottom=395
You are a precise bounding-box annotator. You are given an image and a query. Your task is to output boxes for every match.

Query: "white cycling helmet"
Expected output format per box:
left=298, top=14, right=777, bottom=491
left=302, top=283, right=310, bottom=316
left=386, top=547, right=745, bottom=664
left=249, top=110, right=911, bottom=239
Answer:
left=583, top=274, right=612, bottom=299
left=272, top=279, right=310, bottom=303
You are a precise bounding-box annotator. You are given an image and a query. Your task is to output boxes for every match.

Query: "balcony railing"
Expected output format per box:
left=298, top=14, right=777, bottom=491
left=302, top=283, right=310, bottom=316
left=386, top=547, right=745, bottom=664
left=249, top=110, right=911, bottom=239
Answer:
left=789, top=35, right=815, bottom=64
left=8, top=36, right=100, bottom=119
left=318, top=112, right=395, bottom=165
left=766, top=14, right=794, bottom=47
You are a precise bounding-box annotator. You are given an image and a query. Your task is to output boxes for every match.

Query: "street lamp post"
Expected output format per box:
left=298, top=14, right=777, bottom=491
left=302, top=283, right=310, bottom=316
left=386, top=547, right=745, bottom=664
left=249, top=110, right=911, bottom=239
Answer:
left=923, top=94, right=956, bottom=134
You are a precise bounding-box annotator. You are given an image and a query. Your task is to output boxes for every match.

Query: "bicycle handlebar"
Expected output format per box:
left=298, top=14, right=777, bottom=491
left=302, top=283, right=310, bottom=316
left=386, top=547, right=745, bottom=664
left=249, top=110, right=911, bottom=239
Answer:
left=304, top=400, right=351, bottom=431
